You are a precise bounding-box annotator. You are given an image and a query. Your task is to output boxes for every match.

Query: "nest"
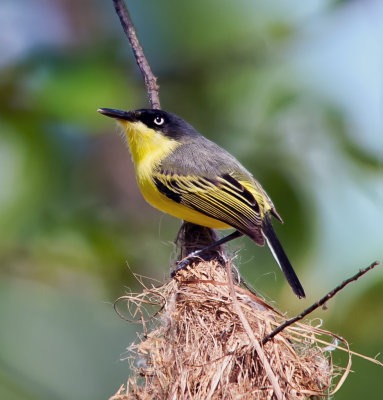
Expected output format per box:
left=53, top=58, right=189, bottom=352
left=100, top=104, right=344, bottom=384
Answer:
left=110, top=259, right=349, bottom=400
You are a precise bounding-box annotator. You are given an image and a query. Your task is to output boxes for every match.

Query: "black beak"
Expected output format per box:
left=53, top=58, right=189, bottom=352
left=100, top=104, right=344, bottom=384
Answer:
left=97, top=108, right=138, bottom=121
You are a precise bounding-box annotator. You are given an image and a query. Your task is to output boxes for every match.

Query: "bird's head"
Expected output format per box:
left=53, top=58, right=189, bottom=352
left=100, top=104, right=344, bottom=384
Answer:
left=97, top=108, right=200, bottom=142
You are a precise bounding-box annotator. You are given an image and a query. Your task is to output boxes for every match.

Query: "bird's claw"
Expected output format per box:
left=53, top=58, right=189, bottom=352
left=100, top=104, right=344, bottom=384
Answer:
left=171, top=250, right=199, bottom=277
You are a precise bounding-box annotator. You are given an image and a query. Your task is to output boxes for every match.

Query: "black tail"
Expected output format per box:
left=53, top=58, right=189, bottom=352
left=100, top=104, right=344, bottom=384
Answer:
left=262, top=216, right=305, bottom=298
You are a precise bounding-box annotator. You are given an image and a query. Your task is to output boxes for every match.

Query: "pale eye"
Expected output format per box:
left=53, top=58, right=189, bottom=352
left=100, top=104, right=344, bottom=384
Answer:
left=154, top=116, right=165, bottom=126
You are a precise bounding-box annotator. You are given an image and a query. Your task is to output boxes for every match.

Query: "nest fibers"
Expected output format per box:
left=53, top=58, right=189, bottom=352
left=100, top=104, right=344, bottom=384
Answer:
left=111, top=260, right=350, bottom=400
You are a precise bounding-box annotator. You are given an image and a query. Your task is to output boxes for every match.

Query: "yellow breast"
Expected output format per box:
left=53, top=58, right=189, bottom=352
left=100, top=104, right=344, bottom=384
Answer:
left=119, top=120, right=231, bottom=229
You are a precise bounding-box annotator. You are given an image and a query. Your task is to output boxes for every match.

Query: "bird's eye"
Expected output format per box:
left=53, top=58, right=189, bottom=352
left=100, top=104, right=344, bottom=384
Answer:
left=154, top=116, right=165, bottom=126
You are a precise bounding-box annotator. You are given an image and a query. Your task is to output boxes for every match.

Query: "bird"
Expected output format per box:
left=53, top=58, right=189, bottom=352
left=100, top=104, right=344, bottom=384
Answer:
left=98, top=107, right=305, bottom=298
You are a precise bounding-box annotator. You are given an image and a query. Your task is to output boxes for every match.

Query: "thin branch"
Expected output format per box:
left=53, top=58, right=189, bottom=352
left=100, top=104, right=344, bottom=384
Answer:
left=262, top=261, right=380, bottom=345
left=112, top=1, right=217, bottom=254
left=225, top=262, right=284, bottom=400
left=112, top=0, right=161, bottom=109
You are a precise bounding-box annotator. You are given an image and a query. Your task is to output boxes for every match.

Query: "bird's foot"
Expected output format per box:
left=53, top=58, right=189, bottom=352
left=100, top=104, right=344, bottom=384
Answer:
left=171, top=250, right=200, bottom=277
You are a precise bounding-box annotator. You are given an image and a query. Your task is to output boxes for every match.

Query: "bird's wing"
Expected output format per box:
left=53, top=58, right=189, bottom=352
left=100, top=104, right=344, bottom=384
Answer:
left=153, top=170, right=265, bottom=245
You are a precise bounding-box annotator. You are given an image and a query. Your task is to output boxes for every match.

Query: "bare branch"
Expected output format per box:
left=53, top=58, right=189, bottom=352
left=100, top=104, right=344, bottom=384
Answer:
left=262, top=261, right=380, bottom=345
left=112, top=0, right=161, bottom=109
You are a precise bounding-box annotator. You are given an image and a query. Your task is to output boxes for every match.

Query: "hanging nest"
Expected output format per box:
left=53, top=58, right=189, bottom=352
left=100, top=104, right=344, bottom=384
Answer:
left=110, top=258, right=351, bottom=400
left=108, top=224, right=379, bottom=399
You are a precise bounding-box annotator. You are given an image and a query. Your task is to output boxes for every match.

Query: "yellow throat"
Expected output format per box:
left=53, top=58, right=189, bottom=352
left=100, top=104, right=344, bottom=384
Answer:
left=118, top=119, right=230, bottom=229
left=119, top=120, right=180, bottom=180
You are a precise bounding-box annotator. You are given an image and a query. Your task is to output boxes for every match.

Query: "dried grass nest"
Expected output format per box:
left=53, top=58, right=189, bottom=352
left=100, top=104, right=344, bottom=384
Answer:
left=110, top=260, right=351, bottom=400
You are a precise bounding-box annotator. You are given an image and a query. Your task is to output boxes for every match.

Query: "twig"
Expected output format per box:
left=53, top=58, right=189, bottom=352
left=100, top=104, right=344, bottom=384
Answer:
left=112, top=0, right=161, bottom=109
left=112, top=1, right=218, bottom=257
left=262, top=261, right=380, bottom=345
left=225, top=262, right=284, bottom=400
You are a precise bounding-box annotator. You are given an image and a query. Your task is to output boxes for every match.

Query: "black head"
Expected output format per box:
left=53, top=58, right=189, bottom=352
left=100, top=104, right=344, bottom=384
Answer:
left=98, top=108, right=200, bottom=140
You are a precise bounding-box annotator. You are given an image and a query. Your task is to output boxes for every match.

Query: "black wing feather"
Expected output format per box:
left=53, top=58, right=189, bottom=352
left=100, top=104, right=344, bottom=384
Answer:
left=153, top=171, right=265, bottom=245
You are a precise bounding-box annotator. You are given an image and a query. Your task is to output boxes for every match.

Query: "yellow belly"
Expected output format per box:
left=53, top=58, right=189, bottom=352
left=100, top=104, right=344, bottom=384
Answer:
left=139, top=175, right=231, bottom=229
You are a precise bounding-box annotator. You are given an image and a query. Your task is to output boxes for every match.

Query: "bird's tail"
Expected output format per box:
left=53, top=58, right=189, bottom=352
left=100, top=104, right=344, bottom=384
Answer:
left=262, top=216, right=306, bottom=298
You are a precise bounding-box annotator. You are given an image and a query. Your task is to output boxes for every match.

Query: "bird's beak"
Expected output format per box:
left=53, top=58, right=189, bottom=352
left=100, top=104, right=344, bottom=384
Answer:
left=97, top=108, right=138, bottom=121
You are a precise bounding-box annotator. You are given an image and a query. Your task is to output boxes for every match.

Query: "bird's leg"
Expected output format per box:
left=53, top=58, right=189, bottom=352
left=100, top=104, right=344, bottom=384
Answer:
left=172, top=230, right=243, bottom=276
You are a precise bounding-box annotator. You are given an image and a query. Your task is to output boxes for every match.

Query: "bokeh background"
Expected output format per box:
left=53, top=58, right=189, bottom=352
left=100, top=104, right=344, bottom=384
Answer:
left=1, top=0, right=382, bottom=398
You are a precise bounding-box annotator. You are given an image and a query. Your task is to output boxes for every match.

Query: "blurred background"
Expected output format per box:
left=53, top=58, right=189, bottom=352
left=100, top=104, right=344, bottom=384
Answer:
left=1, top=0, right=382, bottom=398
